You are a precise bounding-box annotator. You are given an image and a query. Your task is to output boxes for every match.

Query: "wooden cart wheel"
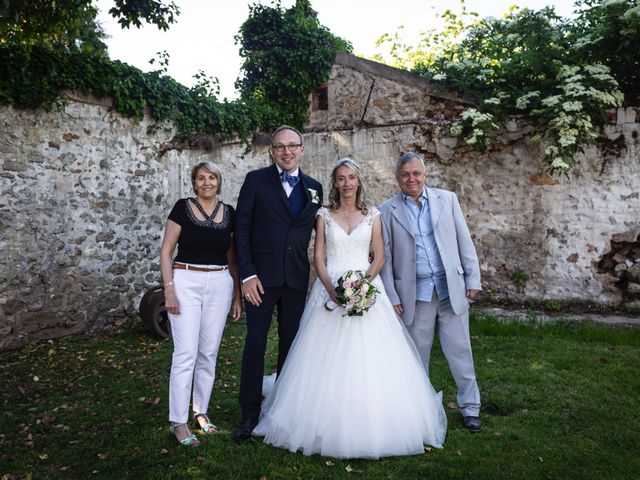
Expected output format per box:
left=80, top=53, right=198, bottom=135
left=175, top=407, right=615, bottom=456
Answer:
left=139, top=285, right=172, bottom=339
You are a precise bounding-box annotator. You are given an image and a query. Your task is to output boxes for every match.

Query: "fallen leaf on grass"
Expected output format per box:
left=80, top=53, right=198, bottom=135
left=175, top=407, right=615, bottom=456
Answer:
left=494, top=432, right=502, bottom=437
left=59, top=466, right=70, bottom=471
left=160, top=448, right=169, bottom=454
left=454, top=450, right=462, bottom=456
left=447, top=401, right=458, bottom=410
left=38, top=453, right=48, bottom=460
left=345, top=465, right=362, bottom=473
left=538, top=457, right=544, bottom=463
left=325, top=460, right=334, bottom=466
left=97, top=453, right=108, bottom=460
left=42, top=414, right=56, bottom=424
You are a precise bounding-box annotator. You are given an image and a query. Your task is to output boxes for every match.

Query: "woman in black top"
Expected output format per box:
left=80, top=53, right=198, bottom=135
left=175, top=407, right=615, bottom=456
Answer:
left=160, top=161, right=242, bottom=446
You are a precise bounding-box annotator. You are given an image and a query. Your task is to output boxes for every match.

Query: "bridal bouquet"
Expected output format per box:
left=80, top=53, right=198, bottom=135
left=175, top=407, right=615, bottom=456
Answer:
left=325, top=270, right=380, bottom=317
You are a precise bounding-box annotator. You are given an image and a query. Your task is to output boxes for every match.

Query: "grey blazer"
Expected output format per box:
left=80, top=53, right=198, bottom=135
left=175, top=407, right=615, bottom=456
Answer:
left=379, top=188, right=481, bottom=326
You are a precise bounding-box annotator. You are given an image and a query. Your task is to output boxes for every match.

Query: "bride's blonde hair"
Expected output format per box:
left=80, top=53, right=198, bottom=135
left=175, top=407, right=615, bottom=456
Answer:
left=328, top=158, right=368, bottom=213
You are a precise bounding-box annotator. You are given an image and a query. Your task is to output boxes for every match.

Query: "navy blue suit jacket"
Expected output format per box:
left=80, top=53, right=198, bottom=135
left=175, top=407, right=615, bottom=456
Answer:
left=235, top=164, right=323, bottom=291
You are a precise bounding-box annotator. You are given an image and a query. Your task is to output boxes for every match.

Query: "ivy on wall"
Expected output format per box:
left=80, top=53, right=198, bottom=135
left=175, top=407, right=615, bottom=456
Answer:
left=0, top=0, right=350, bottom=144
left=0, top=43, right=256, bottom=142
left=235, top=0, right=351, bottom=130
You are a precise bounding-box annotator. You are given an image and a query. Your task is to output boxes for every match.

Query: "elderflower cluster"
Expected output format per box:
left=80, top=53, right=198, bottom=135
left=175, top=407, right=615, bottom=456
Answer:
left=516, top=91, right=540, bottom=110
left=539, top=63, right=623, bottom=173
left=447, top=55, right=623, bottom=174
left=451, top=109, right=498, bottom=147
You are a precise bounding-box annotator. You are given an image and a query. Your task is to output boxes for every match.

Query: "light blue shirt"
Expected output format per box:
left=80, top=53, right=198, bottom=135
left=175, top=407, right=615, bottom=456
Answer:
left=402, top=189, right=449, bottom=302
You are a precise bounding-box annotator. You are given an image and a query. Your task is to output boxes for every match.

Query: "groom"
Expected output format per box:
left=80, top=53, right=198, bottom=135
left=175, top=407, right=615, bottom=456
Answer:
left=233, top=125, right=323, bottom=443
left=379, top=152, right=483, bottom=432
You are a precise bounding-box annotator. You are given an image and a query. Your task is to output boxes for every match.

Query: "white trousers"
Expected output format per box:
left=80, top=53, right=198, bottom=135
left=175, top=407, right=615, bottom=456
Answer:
left=407, top=294, right=481, bottom=417
left=168, top=266, right=233, bottom=424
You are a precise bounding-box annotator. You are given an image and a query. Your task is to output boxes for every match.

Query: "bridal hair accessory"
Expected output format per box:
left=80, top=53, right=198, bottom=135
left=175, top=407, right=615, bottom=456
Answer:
left=325, top=270, right=379, bottom=316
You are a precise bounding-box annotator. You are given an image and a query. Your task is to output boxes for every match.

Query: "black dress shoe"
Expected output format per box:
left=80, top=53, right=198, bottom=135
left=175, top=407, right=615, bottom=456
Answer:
left=233, top=418, right=257, bottom=444
left=463, top=416, right=482, bottom=433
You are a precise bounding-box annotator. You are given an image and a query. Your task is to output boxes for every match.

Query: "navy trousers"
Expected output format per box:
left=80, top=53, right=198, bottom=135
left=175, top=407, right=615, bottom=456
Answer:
left=238, top=284, right=307, bottom=421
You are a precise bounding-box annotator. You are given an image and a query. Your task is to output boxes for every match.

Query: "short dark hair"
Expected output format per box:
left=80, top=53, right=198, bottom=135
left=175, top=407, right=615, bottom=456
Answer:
left=271, top=125, right=304, bottom=145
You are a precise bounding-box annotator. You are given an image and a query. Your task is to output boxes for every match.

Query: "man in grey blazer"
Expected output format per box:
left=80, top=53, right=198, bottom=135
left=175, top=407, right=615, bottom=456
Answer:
left=379, top=152, right=482, bottom=432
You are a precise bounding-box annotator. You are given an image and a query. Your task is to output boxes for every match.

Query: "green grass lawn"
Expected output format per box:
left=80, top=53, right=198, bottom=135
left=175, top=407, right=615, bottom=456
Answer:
left=1, top=312, right=639, bottom=480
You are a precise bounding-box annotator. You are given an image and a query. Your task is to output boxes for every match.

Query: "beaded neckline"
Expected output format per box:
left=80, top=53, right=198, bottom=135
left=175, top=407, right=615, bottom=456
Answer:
left=185, top=198, right=229, bottom=229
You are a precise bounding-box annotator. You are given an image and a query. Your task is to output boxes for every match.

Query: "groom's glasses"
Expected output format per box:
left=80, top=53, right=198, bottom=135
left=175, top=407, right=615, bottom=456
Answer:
left=272, top=144, right=302, bottom=152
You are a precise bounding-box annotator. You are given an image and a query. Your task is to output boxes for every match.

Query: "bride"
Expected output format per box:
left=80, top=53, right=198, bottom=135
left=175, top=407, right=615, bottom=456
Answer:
left=253, top=158, right=447, bottom=459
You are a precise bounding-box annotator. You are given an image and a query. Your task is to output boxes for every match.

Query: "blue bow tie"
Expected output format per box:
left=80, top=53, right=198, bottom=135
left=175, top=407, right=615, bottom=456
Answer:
left=280, top=171, right=300, bottom=187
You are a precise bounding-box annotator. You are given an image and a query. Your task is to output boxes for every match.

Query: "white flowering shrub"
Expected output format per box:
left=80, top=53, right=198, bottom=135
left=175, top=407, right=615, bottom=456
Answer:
left=530, top=64, right=623, bottom=173
left=373, top=0, right=635, bottom=175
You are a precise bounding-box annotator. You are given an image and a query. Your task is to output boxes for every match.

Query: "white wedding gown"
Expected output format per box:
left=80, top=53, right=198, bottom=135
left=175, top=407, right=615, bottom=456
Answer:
left=253, top=207, right=447, bottom=459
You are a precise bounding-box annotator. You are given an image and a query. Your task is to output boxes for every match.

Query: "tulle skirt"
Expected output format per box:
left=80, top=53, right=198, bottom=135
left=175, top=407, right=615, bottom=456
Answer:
left=253, top=279, right=447, bottom=459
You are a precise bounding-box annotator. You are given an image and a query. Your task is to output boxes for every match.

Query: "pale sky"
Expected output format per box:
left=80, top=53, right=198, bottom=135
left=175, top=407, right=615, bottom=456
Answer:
left=95, top=0, right=576, bottom=100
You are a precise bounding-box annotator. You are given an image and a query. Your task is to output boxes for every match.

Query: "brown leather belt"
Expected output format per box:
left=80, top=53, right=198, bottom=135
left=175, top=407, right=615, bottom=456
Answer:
left=173, top=263, right=228, bottom=272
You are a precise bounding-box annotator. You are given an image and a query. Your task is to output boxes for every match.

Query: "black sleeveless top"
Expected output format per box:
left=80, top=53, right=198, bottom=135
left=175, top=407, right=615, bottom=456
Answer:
left=168, top=198, right=235, bottom=265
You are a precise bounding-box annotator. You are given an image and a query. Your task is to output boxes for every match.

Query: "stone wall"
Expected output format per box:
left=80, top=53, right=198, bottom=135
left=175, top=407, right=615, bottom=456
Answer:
left=299, top=120, right=639, bottom=309
left=0, top=95, right=271, bottom=350
left=303, top=54, right=640, bottom=308
left=1, top=57, right=639, bottom=349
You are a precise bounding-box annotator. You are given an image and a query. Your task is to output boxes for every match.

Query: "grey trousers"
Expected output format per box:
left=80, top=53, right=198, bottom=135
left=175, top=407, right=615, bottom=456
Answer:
left=407, top=294, right=481, bottom=417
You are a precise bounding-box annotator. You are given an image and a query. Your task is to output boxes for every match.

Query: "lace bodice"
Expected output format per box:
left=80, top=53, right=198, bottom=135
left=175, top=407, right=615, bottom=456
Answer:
left=318, top=207, right=380, bottom=281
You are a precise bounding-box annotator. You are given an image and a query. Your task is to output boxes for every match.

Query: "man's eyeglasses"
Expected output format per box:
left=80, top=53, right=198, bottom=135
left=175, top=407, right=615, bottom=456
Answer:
left=272, top=144, right=302, bottom=152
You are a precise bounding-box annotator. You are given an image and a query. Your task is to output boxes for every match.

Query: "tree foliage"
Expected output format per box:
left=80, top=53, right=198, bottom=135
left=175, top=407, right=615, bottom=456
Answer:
left=235, top=0, right=351, bottom=130
left=0, top=43, right=256, bottom=142
left=0, top=0, right=108, bottom=53
left=0, top=0, right=349, bottom=145
left=0, top=0, right=179, bottom=48
left=570, top=0, right=640, bottom=101
left=108, top=0, right=179, bottom=31
left=375, top=0, right=635, bottom=175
